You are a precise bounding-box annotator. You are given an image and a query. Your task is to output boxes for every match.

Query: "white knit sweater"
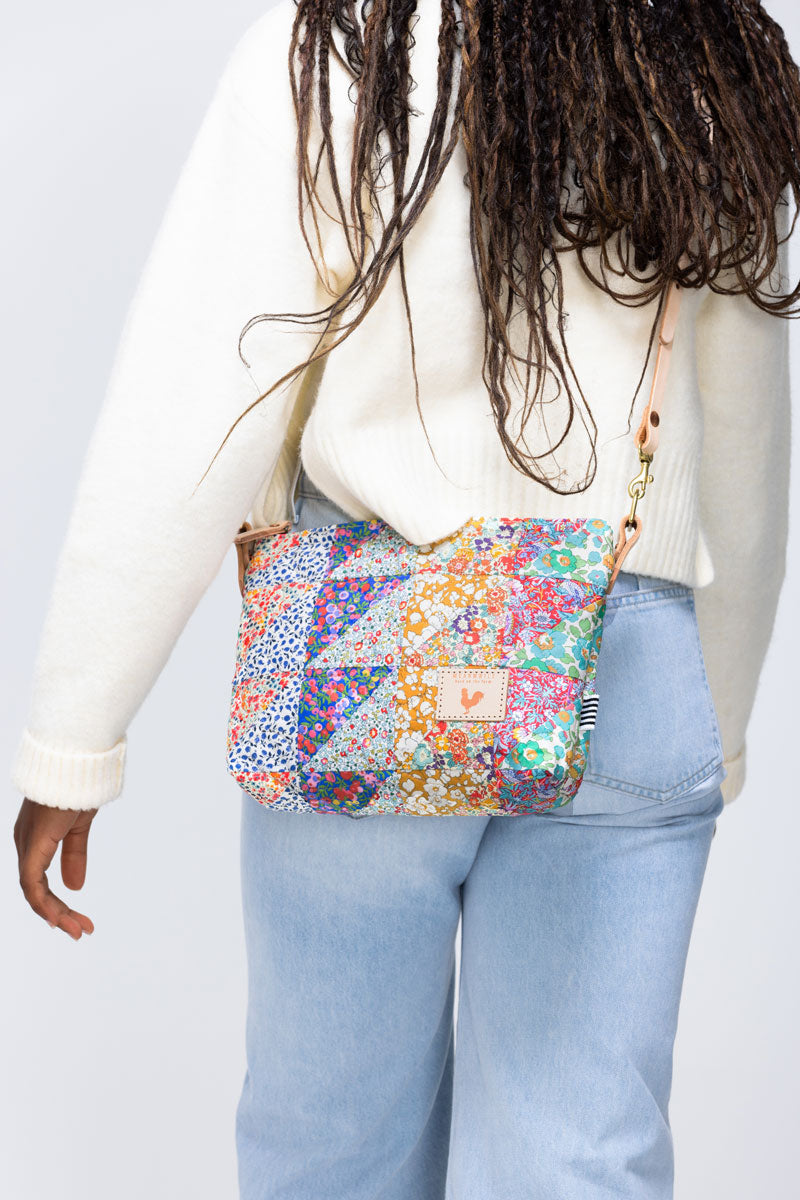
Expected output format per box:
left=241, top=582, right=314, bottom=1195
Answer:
left=10, top=0, right=792, bottom=810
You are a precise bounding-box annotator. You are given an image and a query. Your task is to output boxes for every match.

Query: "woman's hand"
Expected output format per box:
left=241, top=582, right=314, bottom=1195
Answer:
left=14, top=799, right=97, bottom=940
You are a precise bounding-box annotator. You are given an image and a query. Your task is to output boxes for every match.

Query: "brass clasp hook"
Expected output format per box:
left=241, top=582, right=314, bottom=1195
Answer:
left=625, top=449, right=654, bottom=528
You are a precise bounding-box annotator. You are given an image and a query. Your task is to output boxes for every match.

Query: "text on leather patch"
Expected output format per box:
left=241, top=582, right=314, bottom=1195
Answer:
left=436, top=668, right=509, bottom=722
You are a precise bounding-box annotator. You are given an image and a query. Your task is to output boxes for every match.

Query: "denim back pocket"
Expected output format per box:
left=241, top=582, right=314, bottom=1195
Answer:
left=578, top=576, right=724, bottom=805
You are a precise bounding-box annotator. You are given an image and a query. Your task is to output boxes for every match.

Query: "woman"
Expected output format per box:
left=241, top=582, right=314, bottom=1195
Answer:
left=11, top=1, right=797, bottom=1197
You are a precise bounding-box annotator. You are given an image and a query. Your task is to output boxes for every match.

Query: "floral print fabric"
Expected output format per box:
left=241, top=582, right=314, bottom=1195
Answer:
left=227, top=516, right=615, bottom=816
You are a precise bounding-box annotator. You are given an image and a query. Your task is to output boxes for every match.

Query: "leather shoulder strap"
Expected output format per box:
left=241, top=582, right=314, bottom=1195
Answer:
left=634, top=276, right=684, bottom=458
left=609, top=266, right=688, bottom=591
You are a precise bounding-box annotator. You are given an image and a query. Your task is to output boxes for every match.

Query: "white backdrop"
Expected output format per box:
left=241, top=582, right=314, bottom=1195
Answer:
left=2, top=3, right=798, bottom=1197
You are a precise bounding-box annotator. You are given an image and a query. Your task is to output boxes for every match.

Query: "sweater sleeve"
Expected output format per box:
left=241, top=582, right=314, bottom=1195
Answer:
left=11, top=27, right=334, bottom=810
left=692, top=207, right=793, bottom=805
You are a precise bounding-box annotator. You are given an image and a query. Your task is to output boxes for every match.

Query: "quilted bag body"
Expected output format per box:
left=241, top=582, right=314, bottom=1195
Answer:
left=227, top=515, right=615, bottom=817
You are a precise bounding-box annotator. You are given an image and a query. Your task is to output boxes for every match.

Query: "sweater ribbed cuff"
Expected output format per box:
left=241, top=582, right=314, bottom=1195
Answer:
left=720, top=746, right=746, bottom=806
left=11, top=728, right=126, bottom=811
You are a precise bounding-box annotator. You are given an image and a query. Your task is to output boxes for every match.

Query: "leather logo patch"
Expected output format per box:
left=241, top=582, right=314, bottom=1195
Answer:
left=436, top=668, right=509, bottom=722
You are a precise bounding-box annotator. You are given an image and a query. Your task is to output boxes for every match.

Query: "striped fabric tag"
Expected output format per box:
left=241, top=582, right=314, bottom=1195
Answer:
left=579, top=691, right=600, bottom=732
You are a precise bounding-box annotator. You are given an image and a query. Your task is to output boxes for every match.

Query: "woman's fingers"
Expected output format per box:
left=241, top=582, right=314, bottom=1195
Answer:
left=60, top=812, right=95, bottom=891
left=14, top=799, right=97, bottom=939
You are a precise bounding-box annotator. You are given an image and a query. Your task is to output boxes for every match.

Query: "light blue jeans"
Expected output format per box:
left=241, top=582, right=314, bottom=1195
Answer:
left=236, top=471, right=726, bottom=1199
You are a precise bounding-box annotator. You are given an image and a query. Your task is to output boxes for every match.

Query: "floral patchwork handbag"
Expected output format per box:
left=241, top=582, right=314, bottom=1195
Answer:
left=227, top=281, right=683, bottom=818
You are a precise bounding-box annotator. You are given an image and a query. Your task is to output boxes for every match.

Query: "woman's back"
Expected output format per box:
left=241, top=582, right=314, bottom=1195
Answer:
left=233, top=3, right=785, bottom=580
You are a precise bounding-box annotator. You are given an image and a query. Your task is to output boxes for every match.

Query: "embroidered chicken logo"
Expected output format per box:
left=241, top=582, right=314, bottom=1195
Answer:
left=460, top=687, right=485, bottom=714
